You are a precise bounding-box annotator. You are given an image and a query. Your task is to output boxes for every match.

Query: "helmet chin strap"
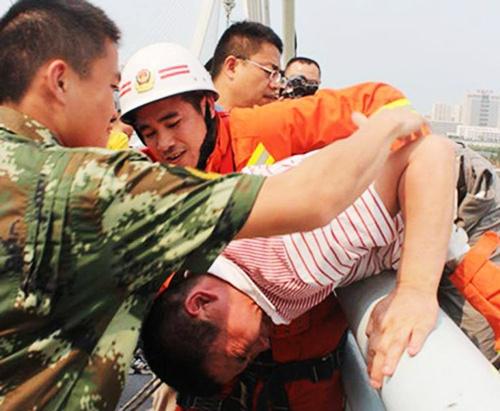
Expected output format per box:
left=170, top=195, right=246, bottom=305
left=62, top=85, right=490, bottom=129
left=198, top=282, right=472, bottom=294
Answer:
left=196, top=100, right=218, bottom=170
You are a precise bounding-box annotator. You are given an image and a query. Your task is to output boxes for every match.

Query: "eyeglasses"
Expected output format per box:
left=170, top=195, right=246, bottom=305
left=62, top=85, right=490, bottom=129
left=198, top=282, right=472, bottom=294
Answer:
left=243, top=59, right=286, bottom=87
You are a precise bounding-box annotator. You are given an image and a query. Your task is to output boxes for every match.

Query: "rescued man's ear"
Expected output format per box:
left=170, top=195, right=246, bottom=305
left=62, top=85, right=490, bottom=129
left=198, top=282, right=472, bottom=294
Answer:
left=185, top=289, right=218, bottom=317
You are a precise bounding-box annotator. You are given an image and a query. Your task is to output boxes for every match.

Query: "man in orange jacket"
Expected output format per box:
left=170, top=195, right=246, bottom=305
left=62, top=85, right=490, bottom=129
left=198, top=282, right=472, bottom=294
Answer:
left=121, top=59, right=412, bottom=175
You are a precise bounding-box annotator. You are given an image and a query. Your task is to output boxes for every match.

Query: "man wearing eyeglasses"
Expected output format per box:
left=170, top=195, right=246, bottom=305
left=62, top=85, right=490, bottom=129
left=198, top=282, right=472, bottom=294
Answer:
left=210, top=21, right=285, bottom=110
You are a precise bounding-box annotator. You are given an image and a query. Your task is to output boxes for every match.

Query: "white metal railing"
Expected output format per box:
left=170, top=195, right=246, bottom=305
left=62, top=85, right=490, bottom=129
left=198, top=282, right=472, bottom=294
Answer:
left=337, top=271, right=500, bottom=411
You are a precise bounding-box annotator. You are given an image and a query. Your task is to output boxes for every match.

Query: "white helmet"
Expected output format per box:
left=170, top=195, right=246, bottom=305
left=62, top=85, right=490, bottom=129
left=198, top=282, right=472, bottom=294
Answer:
left=119, top=42, right=218, bottom=123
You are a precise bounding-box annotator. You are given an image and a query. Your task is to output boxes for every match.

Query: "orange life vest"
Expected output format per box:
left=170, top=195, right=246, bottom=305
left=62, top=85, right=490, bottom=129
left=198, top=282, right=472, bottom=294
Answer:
left=177, top=296, right=346, bottom=411
left=449, top=231, right=500, bottom=351
left=263, top=295, right=347, bottom=411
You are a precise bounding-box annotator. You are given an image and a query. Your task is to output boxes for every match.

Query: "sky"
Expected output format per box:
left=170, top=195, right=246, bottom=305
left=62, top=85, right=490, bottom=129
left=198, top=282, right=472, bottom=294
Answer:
left=1, top=0, right=499, bottom=114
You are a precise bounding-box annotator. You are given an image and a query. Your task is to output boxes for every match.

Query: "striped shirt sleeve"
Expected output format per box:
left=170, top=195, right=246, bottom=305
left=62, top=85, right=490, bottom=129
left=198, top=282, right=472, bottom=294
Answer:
left=222, top=154, right=403, bottom=322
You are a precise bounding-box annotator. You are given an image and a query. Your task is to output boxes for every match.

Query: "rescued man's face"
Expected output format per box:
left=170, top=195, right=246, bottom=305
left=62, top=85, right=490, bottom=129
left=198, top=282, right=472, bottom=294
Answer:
left=134, top=96, right=207, bottom=167
left=205, top=290, right=272, bottom=384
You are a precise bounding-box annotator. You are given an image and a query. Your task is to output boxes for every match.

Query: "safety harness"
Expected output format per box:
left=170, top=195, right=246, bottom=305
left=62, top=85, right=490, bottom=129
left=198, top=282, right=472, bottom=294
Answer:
left=177, top=332, right=346, bottom=411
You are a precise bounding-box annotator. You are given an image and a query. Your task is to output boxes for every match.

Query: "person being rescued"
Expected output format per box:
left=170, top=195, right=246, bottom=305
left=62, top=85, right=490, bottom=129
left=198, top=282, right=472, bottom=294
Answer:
left=140, top=126, right=459, bottom=390
left=141, top=147, right=500, bottom=408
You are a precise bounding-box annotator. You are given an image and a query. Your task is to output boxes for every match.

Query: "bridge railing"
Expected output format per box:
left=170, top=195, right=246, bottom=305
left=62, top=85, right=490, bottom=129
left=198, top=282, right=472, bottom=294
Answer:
left=337, top=271, right=500, bottom=411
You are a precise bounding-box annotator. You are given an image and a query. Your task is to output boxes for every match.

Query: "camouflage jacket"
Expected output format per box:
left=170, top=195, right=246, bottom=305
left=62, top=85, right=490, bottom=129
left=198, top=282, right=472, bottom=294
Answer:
left=0, top=107, right=264, bottom=410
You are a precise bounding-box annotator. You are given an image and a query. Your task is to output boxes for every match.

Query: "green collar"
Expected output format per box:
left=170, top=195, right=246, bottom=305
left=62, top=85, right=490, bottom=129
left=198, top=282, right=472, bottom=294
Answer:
left=0, top=106, right=61, bottom=146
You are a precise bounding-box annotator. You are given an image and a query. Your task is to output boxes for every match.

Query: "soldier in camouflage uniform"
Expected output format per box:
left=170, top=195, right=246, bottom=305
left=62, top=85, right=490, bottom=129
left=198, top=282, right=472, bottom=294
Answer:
left=0, top=2, right=264, bottom=408
left=0, top=1, right=425, bottom=410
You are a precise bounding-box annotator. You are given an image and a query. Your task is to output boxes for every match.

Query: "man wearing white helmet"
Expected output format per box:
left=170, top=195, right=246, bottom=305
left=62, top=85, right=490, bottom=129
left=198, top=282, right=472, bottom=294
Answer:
left=132, top=29, right=368, bottom=410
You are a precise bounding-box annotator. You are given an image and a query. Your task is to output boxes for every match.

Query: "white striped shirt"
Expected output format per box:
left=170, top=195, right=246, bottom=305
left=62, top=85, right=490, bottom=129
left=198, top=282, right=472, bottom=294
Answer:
left=208, top=153, right=404, bottom=324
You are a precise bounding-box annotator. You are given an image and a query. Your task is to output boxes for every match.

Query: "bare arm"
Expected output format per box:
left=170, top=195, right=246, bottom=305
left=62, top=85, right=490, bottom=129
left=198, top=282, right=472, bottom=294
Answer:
left=236, top=108, right=425, bottom=239
left=396, top=136, right=456, bottom=294
left=365, top=134, right=456, bottom=388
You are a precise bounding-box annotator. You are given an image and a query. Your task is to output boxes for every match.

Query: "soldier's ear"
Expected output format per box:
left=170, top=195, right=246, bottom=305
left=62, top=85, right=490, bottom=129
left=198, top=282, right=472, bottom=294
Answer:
left=185, top=289, right=218, bottom=319
left=46, top=59, right=70, bottom=103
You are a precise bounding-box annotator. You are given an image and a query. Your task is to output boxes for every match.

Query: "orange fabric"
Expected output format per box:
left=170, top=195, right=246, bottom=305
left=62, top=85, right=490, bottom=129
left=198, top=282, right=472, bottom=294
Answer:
left=156, top=272, right=176, bottom=297
left=207, top=82, right=411, bottom=172
left=140, top=146, right=158, bottom=162
left=450, top=231, right=500, bottom=351
left=205, top=112, right=236, bottom=174
left=271, top=295, right=347, bottom=362
left=268, top=296, right=346, bottom=411
left=237, top=296, right=345, bottom=411
left=390, top=122, right=430, bottom=151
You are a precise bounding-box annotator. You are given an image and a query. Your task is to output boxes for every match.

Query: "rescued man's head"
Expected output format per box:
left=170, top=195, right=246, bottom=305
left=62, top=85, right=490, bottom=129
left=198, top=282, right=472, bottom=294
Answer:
left=141, top=271, right=271, bottom=396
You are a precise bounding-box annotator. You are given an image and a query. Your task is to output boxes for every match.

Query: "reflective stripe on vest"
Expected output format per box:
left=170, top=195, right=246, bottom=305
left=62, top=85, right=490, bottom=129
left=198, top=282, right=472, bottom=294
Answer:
left=379, top=97, right=412, bottom=111
left=246, top=142, right=276, bottom=167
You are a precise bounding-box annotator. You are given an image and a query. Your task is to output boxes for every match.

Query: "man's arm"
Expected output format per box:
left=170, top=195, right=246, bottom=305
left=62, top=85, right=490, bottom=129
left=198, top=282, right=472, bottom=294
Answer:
left=236, top=108, right=425, bottom=239
left=365, top=134, right=457, bottom=388
left=230, top=82, right=409, bottom=170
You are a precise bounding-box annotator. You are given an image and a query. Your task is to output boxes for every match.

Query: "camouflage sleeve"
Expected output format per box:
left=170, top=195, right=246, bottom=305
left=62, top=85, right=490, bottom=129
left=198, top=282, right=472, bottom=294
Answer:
left=183, top=172, right=262, bottom=273
left=73, top=150, right=265, bottom=293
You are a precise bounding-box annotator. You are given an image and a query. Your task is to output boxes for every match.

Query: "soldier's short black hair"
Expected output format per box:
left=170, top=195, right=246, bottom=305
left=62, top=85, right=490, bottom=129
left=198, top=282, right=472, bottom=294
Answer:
left=0, top=0, right=121, bottom=104
left=211, top=21, right=283, bottom=79
left=141, top=275, right=223, bottom=397
left=285, top=56, right=322, bottom=78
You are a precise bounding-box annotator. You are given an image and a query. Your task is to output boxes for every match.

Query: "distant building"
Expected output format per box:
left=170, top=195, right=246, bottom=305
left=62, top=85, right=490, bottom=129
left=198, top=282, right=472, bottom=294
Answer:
left=431, top=103, right=462, bottom=122
left=429, top=120, right=461, bottom=136
left=429, top=103, right=462, bottom=136
left=456, top=125, right=500, bottom=144
left=462, top=90, right=500, bottom=127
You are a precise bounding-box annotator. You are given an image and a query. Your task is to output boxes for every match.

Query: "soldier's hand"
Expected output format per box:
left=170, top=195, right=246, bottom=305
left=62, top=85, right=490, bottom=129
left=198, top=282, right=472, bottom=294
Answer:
left=353, top=108, right=426, bottom=145
left=382, top=107, right=426, bottom=139
left=365, top=285, right=439, bottom=389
